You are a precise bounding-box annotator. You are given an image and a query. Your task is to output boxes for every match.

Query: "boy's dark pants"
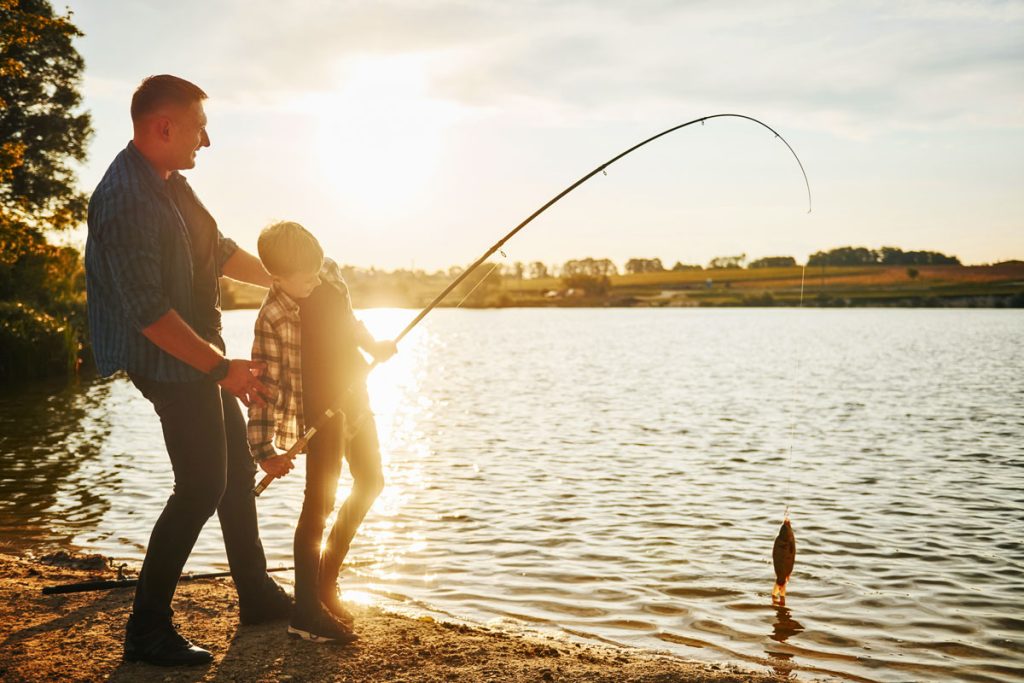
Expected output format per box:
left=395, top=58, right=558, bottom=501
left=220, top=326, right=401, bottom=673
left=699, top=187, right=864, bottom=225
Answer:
left=128, top=373, right=269, bottom=624
left=293, top=392, right=383, bottom=616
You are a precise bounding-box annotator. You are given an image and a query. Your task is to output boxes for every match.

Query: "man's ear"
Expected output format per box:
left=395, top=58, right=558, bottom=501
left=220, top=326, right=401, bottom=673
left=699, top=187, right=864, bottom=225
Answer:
left=156, top=116, right=172, bottom=142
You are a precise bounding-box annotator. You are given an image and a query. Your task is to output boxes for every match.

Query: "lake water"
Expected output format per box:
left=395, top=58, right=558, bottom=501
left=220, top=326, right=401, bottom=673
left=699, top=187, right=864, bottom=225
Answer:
left=1, top=308, right=1022, bottom=682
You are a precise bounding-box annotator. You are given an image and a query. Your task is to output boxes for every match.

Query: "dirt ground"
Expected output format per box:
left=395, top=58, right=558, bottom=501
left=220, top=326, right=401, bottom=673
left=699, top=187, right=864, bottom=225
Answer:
left=0, top=551, right=804, bottom=682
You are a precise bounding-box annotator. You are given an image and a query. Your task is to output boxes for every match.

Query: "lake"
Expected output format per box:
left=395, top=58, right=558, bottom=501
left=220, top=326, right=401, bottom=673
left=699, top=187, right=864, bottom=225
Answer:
left=1, top=308, right=1021, bottom=682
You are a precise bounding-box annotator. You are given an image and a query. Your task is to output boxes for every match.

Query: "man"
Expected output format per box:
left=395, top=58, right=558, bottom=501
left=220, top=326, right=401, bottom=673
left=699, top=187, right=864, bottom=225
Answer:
left=85, top=75, right=295, bottom=667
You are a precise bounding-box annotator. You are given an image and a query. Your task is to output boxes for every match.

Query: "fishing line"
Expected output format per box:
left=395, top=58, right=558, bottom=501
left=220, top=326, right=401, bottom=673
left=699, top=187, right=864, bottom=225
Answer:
left=454, top=249, right=509, bottom=309
left=254, top=113, right=812, bottom=496
left=329, top=248, right=513, bottom=454
left=782, top=264, right=808, bottom=521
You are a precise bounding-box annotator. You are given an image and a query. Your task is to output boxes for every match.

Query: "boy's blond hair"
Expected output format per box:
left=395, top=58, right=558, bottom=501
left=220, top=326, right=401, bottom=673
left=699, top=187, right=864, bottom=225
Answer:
left=257, top=221, right=324, bottom=277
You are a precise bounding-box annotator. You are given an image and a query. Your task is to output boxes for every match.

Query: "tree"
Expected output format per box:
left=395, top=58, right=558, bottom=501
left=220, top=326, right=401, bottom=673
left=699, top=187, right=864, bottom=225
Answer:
left=671, top=261, right=701, bottom=271
left=625, top=258, right=665, bottom=274
left=708, top=253, right=746, bottom=269
left=807, top=247, right=878, bottom=266
left=528, top=261, right=549, bottom=279
left=808, top=246, right=960, bottom=267
left=0, top=1, right=93, bottom=380
left=1, top=0, right=92, bottom=234
left=562, top=257, right=618, bottom=278
left=880, top=246, right=960, bottom=266
left=748, top=256, right=797, bottom=269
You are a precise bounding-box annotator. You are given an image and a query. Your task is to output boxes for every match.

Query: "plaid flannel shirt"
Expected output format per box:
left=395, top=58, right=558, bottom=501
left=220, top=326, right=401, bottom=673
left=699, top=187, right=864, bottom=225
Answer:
left=247, top=257, right=370, bottom=461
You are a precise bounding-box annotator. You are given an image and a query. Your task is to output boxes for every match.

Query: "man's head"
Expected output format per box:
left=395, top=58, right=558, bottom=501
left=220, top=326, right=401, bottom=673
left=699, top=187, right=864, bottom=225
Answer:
left=258, top=221, right=324, bottom=300
left=131, top=75, right=209, bottom=175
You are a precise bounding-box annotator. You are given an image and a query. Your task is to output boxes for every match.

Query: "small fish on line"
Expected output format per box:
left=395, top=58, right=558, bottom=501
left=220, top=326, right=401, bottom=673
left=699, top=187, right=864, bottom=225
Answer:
left=772, top=518, right=796, bottom=603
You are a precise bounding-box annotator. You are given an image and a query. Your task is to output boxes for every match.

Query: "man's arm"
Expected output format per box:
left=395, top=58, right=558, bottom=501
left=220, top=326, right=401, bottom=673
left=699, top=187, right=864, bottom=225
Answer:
left=142, top=309, right=224, bottom=373
left=221, top=247, right=273, bottom=288
left=141, top=309, right=270, bottom=407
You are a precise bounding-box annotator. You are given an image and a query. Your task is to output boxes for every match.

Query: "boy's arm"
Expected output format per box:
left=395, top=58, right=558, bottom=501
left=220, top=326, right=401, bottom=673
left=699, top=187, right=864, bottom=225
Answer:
left=247, top=313, right=283, bottom=461
left=325, top=261, right=397, bottom=360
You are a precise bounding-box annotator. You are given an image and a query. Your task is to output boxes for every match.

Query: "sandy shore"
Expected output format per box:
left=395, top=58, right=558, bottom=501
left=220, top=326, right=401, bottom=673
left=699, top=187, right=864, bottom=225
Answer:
left=0, top=551, right=802, bottom=682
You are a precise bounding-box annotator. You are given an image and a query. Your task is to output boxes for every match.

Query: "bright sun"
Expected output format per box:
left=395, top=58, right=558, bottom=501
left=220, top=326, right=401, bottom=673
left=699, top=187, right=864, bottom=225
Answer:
left=311, top=54, right=458, bottom=215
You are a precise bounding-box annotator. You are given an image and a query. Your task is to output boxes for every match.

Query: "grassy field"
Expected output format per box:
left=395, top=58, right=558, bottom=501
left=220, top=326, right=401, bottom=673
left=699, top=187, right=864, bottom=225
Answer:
left=222, top=261, right=1024, bottom=310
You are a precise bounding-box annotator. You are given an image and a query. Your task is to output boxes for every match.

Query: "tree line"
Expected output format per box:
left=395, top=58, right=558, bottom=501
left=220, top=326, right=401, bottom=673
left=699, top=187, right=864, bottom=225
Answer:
left=476, top=245, right=963, bottom=280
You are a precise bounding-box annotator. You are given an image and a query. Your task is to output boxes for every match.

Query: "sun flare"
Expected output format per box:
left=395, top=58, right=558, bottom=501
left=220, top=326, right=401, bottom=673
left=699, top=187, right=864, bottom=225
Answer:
left=311, top=55, right=460, bottom=215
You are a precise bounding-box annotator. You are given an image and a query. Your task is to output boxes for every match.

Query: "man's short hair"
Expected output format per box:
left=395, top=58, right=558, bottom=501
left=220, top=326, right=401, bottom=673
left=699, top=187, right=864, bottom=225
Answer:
left=131, top=75, right=207, bottom=122
left=258, top=221, right=324, bottom=277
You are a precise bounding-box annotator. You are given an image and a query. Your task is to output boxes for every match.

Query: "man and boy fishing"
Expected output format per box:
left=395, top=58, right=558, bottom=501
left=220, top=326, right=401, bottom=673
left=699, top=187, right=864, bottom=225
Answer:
left=83, top=72, right=808, bottom=669
left=85, top=74, right=394, bottom=665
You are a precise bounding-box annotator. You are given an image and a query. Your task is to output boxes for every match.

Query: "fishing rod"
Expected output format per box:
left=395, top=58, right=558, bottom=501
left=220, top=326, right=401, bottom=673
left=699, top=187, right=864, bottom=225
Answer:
left=253, top=112, right=812, bottom=496
left=41, top=565, right=295, bottom=595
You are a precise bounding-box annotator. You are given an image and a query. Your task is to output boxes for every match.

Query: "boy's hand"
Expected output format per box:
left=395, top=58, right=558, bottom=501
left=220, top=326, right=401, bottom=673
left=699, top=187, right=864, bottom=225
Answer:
left=368, top=339, right=398, bottom=363
left=259, top=454, right=294, bottom=478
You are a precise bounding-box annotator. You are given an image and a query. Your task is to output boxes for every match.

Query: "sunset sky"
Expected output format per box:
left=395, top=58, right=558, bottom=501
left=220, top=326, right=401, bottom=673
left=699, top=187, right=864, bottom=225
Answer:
left=64, top=1, right=1023, bottom=270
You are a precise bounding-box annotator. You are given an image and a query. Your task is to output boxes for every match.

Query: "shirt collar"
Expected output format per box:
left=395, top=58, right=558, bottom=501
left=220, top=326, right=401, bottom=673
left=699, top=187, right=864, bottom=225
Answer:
left=269, top=282, right=301, bottom=318
left=124, top=141, right=173, bottom=196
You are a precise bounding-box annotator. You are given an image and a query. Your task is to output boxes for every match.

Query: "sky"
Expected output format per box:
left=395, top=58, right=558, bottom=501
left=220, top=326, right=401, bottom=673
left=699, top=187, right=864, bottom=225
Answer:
left=61, top=0, right=1023, bottom=270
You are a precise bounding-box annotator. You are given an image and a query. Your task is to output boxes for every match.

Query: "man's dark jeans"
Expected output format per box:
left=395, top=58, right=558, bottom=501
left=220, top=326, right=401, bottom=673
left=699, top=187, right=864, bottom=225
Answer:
left=128, top=372, right=268, bottom=624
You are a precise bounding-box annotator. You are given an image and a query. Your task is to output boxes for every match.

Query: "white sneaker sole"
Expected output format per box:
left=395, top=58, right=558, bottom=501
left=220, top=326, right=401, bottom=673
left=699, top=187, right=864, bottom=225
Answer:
left=287, top=625, right=356, bottom=644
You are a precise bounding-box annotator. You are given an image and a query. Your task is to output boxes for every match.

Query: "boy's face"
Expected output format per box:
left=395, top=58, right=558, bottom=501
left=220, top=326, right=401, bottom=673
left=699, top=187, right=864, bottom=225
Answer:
left=274, top=267, right=321, bottom=300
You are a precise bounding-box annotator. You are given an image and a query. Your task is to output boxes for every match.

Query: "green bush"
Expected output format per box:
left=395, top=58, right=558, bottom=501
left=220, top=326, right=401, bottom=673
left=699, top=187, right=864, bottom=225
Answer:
left=0, top=301, right=81, bottom=381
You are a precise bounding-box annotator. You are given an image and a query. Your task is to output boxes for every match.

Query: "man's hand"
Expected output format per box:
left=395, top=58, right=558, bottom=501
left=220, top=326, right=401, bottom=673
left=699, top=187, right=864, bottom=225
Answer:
left=219, top=359, right=272, bottom=407
left=258, top=453, right=294, bottom=478
left=367, top=339, right=398, bottom=363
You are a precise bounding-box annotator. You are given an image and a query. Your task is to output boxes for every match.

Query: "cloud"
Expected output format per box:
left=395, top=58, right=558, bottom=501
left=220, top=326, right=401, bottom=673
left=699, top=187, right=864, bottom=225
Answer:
left=73, top=0, right=1023, bottom=137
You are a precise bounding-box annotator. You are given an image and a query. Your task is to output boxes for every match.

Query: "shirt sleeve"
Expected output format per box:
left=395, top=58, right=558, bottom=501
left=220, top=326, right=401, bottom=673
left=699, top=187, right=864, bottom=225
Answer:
left=322, top=258, right=375, bottom=346
left=216, top=229, right=239, bottom=277
left=247, top=313, right=282, bottom=461
left=98, top=196, right=172, bottom=331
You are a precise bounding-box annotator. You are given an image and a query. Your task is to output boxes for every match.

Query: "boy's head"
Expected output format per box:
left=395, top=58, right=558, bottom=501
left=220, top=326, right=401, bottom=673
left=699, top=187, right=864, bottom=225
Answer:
left=258, top=221, right=323, bottom=299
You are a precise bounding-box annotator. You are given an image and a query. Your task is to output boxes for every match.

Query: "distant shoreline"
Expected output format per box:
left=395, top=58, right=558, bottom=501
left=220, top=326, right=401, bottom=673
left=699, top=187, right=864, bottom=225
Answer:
left=222, top=262, right=1024, bottom=311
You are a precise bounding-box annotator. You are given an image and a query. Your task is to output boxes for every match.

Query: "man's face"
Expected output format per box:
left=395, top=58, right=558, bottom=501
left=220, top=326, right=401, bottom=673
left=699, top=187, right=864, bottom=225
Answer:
left=167, top=100, right=210, bottom=170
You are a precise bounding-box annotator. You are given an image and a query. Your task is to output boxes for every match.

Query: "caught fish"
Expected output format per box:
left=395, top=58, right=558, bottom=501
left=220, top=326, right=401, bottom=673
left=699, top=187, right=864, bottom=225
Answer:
left=772, top=518, right=796, bottom=602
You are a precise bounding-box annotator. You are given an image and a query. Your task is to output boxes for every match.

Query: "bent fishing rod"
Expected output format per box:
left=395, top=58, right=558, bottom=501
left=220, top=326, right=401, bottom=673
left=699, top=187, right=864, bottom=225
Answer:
left=253, top=113, right=812, bottom=497
left=42, top=565, right=294, bottom=595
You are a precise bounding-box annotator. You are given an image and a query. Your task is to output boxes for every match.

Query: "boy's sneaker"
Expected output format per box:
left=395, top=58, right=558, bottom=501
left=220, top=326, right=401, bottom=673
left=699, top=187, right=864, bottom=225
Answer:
left=320, top=588, right=356, bottom=627
left=288, top=606, right=359, bottom=644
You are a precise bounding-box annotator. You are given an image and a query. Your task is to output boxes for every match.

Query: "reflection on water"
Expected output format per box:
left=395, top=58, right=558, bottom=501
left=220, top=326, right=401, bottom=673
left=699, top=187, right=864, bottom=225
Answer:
left=0, top=376, right=115, bottom=548
left=2, top=308, right=1023, bottom=683
left=770, top=604, right=805, bottom=645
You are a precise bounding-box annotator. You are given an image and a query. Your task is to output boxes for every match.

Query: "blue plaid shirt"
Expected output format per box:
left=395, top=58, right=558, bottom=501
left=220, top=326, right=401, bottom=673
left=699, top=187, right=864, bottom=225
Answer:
left=85, top=142, right=239, bottom=381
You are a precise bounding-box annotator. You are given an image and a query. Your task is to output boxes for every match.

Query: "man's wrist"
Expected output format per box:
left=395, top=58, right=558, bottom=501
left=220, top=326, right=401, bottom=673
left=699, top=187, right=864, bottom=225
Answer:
left=208, top=356, right=230, bottom=381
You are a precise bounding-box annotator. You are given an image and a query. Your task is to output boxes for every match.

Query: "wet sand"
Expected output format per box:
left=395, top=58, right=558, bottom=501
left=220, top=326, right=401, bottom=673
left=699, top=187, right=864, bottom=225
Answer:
left=0, top=551, right=803, bottom=682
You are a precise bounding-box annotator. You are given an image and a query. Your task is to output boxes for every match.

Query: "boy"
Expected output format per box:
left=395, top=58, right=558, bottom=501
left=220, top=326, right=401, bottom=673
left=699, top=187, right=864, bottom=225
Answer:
left=248, top=221, right=396, bottom=643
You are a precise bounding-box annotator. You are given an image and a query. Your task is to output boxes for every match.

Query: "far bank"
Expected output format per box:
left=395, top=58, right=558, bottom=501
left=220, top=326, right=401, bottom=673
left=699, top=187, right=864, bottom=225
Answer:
left=222, top=261, right=1024, bottom=310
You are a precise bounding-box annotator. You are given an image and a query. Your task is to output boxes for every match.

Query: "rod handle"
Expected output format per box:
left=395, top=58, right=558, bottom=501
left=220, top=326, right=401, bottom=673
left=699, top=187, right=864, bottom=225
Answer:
left=252, top=437, right=307, bottom=497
